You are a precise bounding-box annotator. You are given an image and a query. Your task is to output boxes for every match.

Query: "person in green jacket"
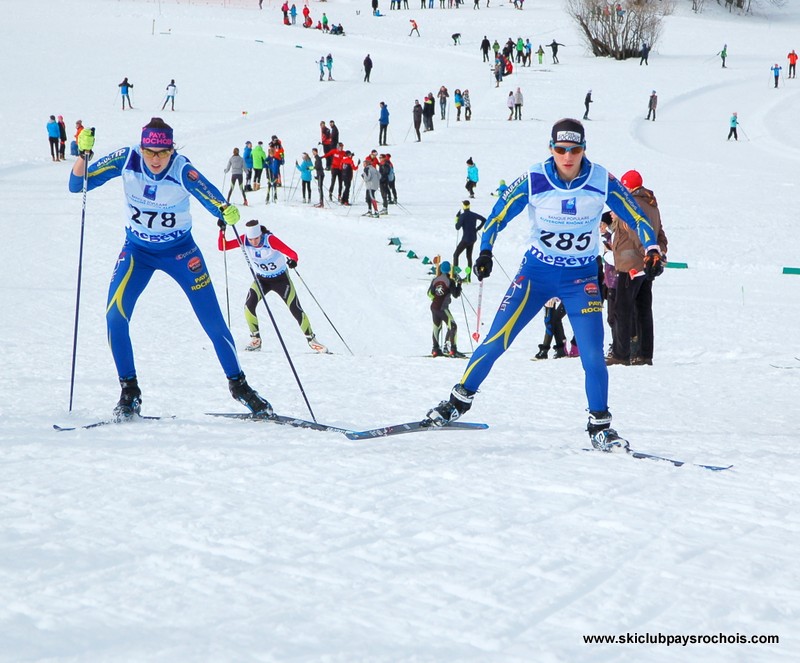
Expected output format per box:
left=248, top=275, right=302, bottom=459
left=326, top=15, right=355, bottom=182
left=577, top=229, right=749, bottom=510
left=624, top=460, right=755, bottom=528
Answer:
left=252, top=141, right=267, bottom=190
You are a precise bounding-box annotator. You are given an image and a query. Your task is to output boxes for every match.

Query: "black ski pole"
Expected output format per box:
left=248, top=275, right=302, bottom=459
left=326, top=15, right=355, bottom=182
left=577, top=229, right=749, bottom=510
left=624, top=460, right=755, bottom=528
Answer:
left=69, top=148, right=92, bottom=411
left=232, top=229, right=318, bottom=422
left=293, top=267, right=354, bottom=355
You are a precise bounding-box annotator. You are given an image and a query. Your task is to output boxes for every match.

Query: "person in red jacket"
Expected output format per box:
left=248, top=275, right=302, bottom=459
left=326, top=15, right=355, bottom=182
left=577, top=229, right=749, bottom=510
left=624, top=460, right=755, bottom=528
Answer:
left=324, top=142, right=347, bottom=201
left=788, top=49, right=798, bottom=79
left=218, top=220, right=328, bottom=353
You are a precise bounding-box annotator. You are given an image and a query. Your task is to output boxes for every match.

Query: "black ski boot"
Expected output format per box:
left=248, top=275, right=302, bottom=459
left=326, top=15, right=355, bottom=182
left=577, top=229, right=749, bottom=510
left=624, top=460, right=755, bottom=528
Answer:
left=553, top=342, right=568, bottom=359
left=426, top=384, right=475, bottom=426
left=228, top=373, right=273, bottom=416
left=587, top=410, right=629, bottom=453
left=534, top=344, right=550, bottom=360
left=113, top=377, right=142, bottom=422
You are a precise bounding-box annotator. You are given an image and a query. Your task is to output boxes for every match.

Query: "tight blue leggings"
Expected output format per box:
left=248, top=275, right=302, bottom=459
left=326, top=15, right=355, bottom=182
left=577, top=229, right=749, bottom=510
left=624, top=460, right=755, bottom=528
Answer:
left=106, top=234, right=241, bottom=380
left=460, top=255, right=608, bottom=412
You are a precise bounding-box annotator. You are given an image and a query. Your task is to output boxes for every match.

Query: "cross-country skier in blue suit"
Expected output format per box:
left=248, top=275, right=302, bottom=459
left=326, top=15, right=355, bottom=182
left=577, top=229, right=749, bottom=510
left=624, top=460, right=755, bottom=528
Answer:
left=69, top=117, right=272, bottom=420
left=426, top=118, right=664, bottom=451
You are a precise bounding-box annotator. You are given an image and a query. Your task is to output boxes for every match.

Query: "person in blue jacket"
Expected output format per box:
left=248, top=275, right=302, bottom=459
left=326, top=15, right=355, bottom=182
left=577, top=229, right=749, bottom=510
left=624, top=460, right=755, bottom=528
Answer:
left=46, top=115, right=60, bottom=161
left=425, top=118, right=663, bottom=451
left=243, top=140, right=254, bottom=190
left=378, top=101, right=390, bottom=146
left=68, top=117, right=272, bottom=420
left=295, top=152, right=314, bottom=202
left=465, top=157, right=479, bottom=198
left=118, top=77, right=134, bottom=110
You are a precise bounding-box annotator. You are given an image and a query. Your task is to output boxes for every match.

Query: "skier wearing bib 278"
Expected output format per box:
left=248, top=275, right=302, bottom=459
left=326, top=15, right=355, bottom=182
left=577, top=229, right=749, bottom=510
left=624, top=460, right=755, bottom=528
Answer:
left=425, top=118, right=662, bottom=451
left=218, top=219, right=328, bottom=354
left=68, top=117, right=272, bottom=420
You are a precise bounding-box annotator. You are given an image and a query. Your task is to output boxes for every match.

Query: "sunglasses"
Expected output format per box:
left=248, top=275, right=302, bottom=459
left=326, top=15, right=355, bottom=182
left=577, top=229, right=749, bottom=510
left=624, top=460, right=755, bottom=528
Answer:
left=142, top=147, right=173, bottom=158
left=550, top=142, right=585, bottom=155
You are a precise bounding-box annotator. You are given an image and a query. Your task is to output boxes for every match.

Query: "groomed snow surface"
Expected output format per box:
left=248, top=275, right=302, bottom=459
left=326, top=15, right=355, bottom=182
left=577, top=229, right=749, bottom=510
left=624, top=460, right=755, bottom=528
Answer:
left=1, top=0, right=799, bottom=660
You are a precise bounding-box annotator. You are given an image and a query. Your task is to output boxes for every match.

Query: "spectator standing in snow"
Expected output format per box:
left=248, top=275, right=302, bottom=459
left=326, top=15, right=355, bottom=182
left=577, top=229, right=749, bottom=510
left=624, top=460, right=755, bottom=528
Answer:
left=312, top=148, right=325, bottom=207
left=438, top=86, right=449, bottom=120
left=533, top=298, right=571, bottom=360
left=506, top=91, right=515, bottom=120
left=719, top=44, right=727, bottom=68
left=480, top=36, right=491, bottom=62
left=788, top=49, right=797, bottom=78
left=453, top=200, right=486, bottom=276
left=318, top=56, right=325, bottom=81
left=583, top=90, right=592, bottom=120
left=71, top=119, right=84, bottom=157
left=57, top=115, right=67, bottom=160
left=646, top=91, right=657, bottom=121
left=329, top=120, right=340, bottom=148
left=362, top=156, right=381, bottom=217
left=463, top=89, right=472, bottom=121
left=548, top=40, right=564, bottom=64
left=252, top=140, right=266, bottom=190
left=340, top=151, right=359, bottom=205
left=412, top=100, right=423, bottom=141
left=606, top=169, right=668, bottom=367
left=325, top=54, right=333, bottom=80
left=409, top=19, right=420, bottom=37
left=771, top=63, right=782, bottom=88
left=319, top=121, right=333, bottom=168
left=378, top=102, right=390, bottom=146
left=243, top=141, right=253, bottom=190
left=161, top=79, right=177, bottom=111
left=290, top=4, right=297, bottom=24
left=727, top=112, right=738, bottom=141
left=513, top=87, right=523, bottom=120
left=364, top=54, right=373, bottom=82
left=118, top=77, right=134, bottom=110
left=295, top=152, right=314, bottom=203
left=465, top=157, right=479, bottom=198
left=640, top=43, right=650, bottom=66
left=224, top=147, right=248, bottom=205
left=46, top=115, right=60, bottom=161
left=536, top=44, right=545, bottom=65
left=423, top=93, right=435, bottom=131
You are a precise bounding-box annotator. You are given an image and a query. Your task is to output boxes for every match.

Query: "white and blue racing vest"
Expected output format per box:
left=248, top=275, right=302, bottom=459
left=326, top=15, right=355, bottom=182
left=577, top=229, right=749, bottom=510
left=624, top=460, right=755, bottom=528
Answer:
left=526, top=162, right=607, bottom=267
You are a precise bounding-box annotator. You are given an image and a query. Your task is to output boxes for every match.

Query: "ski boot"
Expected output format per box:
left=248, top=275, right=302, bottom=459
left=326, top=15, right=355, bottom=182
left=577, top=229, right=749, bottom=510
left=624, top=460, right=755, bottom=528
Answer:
left=307, top=335, right=329, bottom=354
left=448, top=346, right=467, bottom=359
left=568, top=340, right=580, bottom=358
left=553, top=342, right=568, bottom=359
left=245, top=333, right=262, bottom=352
left=113, top=377, right=142, bottom=422
left=587, top=410, right=629, bottom=453
left=533, top=344, right=550, bottom=360
left=228, top=373, right=273, bottom=416
left=431, top=346, right=443, bottom=358
left=426, top=384, right=475, bottom=427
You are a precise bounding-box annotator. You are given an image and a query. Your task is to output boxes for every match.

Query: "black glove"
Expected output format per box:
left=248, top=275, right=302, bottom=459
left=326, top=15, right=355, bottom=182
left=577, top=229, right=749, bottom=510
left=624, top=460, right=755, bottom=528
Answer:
left=644, top=249, right=664, bottom=280
left=286, top=258, right=297, bottom=269
left=217, top=218, right=226, bottom=230
left=474, top=250, right=493, bottom=281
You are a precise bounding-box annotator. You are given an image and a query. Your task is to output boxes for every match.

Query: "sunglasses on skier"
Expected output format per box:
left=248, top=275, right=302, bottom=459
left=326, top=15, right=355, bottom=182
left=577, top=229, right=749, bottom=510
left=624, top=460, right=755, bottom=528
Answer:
left=550, top=142, right=586, bottom=155
left=141, top=147, right=173, bottom=158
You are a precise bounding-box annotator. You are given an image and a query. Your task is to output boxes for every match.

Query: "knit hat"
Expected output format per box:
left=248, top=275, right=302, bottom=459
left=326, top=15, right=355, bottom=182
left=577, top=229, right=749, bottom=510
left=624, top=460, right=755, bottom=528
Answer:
left=245, top=219, right=263, bottom=240
left=462, top=200, right=471, bottom=207
left=620, top=170, right=643, bottom=190
left=466, top=157, right=474, bottom=165
left=439, top=261, right=452, bottom=274
left=141, top=121, right=174, bottom=150
left=550, top=118, right=584, bottom=145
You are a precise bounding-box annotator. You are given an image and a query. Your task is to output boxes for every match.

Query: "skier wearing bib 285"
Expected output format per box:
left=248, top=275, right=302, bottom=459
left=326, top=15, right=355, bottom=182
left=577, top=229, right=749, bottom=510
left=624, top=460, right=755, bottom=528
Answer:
left=218, top=220, right=328, bottom=354
left=68, top=117, right=272, bottom=420
left=425, top=118, right=662, bottom=451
